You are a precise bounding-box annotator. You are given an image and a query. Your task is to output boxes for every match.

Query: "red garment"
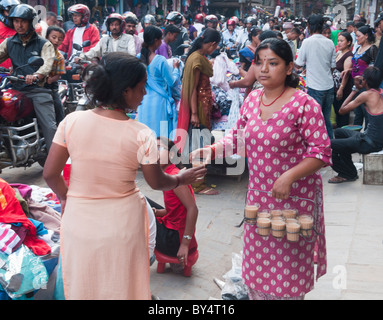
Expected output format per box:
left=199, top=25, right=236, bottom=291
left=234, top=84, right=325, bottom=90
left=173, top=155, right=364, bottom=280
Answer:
left=0, top=21, right=16, bottom=69
left=156, top=164, right=198, bottom=252
left=58, top=23, right=100, bottom=58
left=0, top=178, right=51, bottom=256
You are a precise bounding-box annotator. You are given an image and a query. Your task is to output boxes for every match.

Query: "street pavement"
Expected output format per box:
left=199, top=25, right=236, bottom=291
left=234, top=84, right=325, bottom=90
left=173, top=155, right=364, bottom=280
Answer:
left=1, top=158, right=382, bottom=300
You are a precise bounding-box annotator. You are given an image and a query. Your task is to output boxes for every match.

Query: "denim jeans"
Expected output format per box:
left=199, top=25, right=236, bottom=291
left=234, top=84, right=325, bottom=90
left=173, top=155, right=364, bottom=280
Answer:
left=307, top=87, right=334, bottom=139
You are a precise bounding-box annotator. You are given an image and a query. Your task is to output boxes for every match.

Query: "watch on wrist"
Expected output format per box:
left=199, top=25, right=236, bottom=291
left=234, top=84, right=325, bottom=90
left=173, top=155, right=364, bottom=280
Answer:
left=183, top=235, right=192, bottom=240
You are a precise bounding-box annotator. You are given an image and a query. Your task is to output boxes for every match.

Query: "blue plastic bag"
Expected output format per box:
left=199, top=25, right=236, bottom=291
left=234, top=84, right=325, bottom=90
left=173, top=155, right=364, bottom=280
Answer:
left=0, top=244, right=49, bottom=299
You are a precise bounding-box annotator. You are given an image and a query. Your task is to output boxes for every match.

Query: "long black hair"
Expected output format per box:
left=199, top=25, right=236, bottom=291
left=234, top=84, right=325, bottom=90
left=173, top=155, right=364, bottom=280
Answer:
left=254, top=38, right=299, bottom=88
left=357, top=25, right=376, bottom=44
left=140, top=25, right=163, bottom=65
left=85, top=52, right=147, bottom=110
left=184, top=27, right=221, bottom=64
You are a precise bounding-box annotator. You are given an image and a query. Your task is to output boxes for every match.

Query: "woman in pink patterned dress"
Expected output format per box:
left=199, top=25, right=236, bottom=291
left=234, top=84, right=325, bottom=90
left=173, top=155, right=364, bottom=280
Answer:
left=191, top=38, right=332, bottom=299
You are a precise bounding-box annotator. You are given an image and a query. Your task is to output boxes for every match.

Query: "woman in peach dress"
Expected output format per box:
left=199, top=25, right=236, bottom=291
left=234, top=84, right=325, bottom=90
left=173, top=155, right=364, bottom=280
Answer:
left=43, top=53, right=206, bottom=300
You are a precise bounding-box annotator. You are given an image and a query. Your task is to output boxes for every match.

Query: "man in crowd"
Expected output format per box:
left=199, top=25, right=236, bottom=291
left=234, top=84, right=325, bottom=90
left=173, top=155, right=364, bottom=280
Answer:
left=222, top=17, right=239, bottom=50
left=286, top=27, right=301, bottom=59
left=296, top=14, right=336, bottom=139
left=194, top=13, right=204, bottom=36
left=124, top=12, right=143, bottom=55
left=39, top=11, right=57, bottom=38
left=0, top=4, right=57, bottom=151
left=0, top=0, right=18, bottom=68
left=59, top=4, right=100, bottom=60
left=237, top=16, right=257, bottom=49
left=77, top=13, right=135, bottom=61
left=166, top=11, right=189, bottom=57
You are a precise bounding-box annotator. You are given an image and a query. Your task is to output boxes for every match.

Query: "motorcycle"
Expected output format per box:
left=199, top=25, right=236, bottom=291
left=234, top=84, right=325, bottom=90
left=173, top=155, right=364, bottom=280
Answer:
left=61, top=40, right=92, bottom=114
left=0, top=56, right=48, bottom=172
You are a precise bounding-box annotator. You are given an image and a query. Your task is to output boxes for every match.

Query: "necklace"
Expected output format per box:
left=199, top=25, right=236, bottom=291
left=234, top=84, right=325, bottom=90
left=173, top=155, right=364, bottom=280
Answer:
left=260, top=87, right=287, bottom=107
left=98, top=106, right=130, bottom=117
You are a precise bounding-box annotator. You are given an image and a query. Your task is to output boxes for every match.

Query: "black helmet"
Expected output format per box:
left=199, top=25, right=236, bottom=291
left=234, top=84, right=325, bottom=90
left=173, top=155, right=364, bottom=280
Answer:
left=9, top=3, right=36, bottom=21
left=166, top=11, right=183, bottom=25
left=8, top=4, right=37, bottom=35
left=0, top=0, right=20, bottom=26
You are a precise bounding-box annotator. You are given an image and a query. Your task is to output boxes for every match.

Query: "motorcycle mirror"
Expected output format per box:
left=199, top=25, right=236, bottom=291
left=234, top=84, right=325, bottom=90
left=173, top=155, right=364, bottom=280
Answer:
left=27, top=56, right=44, bottom=67
left=82, top=40, right=91, bottom=48
left=73, top=43, right=82, bottom=51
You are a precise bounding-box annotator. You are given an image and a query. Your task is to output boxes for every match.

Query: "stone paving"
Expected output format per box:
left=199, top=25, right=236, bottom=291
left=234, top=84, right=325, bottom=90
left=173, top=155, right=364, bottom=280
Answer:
left=1, top=160, right=383, bottom=300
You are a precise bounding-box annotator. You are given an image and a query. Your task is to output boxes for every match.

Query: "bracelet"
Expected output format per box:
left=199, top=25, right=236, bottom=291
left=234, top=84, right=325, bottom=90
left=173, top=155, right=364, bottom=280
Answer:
left=183, top=235, right=192, bottom=240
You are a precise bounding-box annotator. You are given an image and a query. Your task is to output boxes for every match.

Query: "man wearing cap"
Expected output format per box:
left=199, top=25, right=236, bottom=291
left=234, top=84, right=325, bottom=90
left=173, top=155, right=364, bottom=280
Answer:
left=374, top=12, right=383, bottom=88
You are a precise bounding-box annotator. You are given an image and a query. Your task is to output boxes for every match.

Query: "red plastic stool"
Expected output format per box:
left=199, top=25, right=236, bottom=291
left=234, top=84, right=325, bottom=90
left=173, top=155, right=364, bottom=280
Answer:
left=154, top=249, right=199, bottom=277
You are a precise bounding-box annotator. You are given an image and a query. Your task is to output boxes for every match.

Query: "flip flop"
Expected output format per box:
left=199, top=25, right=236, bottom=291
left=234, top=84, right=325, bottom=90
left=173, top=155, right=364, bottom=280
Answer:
left=197, top=187, right=220, bottom=195
left=328, top=176, right=358, bottom=184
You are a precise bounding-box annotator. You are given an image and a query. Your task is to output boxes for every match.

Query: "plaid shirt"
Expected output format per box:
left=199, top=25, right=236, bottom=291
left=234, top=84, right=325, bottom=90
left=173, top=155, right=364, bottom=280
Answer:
left=50, top=48, right=66, bottom=77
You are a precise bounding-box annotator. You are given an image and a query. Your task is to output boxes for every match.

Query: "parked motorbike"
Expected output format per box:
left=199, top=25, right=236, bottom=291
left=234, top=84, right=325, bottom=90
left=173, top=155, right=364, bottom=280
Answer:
left=0, top=56, right=48, bottom=172
left=224, top=38, right=239, bottom=60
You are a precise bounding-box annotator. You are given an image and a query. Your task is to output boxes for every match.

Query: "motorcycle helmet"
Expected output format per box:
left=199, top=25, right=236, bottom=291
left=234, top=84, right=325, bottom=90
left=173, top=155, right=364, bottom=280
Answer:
left=230, top=16, right=239, bottom=25
left=245, top=16, right=257, bottom=26
left=166, top=11, right=183, bottom=25
left=195, top=13, right=204, bottom=24
left=0, top=0, right=20, bottom=27
left=68, top=4, right=90, bottom=27
left=205, top=14, right=218, bottom=28
left=142, top=14, right=156, bottom=25
left=124, top=11, right=138, bottom=25
left=8, top=4, right=37, bottom=36
left=227, top=17, right=236, bottom=27
left=105, top=13, right=125, bottom=32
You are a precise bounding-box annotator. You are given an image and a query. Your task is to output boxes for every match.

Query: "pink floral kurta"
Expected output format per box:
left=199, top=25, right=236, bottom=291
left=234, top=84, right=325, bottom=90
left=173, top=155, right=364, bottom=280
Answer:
left=218, top=89, right=332, bottom=298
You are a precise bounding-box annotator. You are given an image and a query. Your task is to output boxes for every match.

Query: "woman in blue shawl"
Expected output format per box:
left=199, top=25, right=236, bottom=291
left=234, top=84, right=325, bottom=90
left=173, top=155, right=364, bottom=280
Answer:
left=137, top=25, right=181, bottom=140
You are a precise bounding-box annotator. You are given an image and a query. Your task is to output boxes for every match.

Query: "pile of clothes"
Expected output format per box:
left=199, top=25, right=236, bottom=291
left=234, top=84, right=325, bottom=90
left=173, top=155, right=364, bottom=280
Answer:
left=0, top=178, right=61, bottom=300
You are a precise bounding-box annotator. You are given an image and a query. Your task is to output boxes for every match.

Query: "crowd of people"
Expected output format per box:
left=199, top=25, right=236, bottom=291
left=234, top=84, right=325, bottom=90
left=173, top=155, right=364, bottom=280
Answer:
left=1, top=0, right=383, bottom=301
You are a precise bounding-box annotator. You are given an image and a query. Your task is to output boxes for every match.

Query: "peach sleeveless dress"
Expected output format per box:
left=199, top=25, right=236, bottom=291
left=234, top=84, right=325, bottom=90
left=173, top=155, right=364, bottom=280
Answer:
left=53, top=110, right=158, bottom=300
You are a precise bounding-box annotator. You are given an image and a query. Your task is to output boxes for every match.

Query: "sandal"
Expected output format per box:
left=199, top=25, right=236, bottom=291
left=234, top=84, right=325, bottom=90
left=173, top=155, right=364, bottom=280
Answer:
left=328, top=176, right=358, bottom=184
left=196, top=187, right=220, bottom=195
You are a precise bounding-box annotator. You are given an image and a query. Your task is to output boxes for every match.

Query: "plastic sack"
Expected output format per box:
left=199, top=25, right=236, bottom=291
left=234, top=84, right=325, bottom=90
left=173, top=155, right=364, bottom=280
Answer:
left=210, top=52, right=239, bottom=92
left=225, top=88, right=243, bottom=130
left=0, top=244, right=49, bottom=298
left=221, top=252, right=249, bottom=300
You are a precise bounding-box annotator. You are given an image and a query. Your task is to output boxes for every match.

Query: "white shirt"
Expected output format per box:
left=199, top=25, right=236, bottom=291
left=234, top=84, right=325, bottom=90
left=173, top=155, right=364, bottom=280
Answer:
left=194, top=22, right=204, bottom=36
left=71, top=26, right=86, bottom=58
left=296, top=34, right=336, bottom=91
